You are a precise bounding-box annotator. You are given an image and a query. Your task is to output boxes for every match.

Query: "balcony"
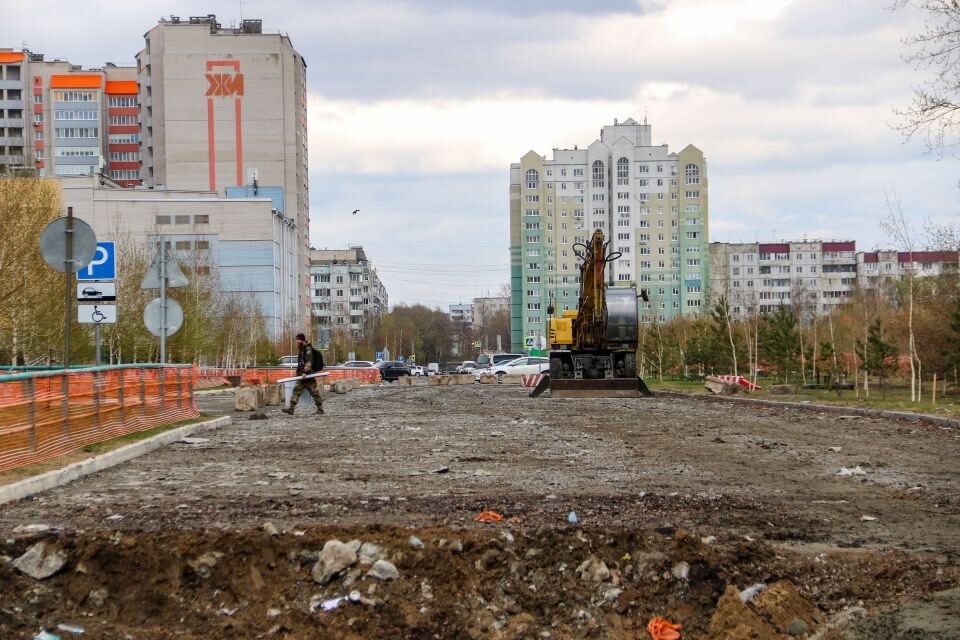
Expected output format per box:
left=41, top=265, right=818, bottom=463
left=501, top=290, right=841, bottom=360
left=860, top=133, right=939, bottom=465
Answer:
left=0, top=155, right=25, bottom=165
left=0, top=137, right=24, bottom=146
left=0, top=80, right=22, bottom=90
left=0, top=118, right=24, bottom=128
left=0, top=99, right=23, bottom=110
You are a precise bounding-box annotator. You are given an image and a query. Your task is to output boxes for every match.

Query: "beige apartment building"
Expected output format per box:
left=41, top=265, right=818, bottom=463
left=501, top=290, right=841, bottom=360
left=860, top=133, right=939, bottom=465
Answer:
left=60, top=174, right=299, bottom=339
left=510, top=118, right=708, bottom=351
left=136, top=15, right=310, bottom=328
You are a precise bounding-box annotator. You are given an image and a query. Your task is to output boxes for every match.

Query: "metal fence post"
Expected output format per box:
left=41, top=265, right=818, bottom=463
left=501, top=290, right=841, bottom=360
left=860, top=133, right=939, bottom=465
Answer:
left=117, top=368, right=126, bottom=424
left=92, top=369, right=101, bottom=434
left=61, top=373, right=70, bottom=439
left=23, top=378, right=36, bottom=453
left=139, top=367, right=147, bottom=418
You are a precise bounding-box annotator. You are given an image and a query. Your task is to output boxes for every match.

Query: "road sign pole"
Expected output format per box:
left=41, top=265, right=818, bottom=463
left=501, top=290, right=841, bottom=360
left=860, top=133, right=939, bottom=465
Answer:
left=63, top=207, right=73, bottom=368
left=94, top=324, right=102, bottom=366
left=160, top=243, right=166, bottom=363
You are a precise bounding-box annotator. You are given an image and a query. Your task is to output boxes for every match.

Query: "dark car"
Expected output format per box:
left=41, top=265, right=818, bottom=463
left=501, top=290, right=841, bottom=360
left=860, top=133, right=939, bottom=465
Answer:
left=375, top=360, right=411, bottom=382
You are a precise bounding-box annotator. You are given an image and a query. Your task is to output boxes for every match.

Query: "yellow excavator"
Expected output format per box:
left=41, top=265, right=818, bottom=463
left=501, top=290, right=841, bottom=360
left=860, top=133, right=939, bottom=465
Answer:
left=531, top=229, right=652, bottom=398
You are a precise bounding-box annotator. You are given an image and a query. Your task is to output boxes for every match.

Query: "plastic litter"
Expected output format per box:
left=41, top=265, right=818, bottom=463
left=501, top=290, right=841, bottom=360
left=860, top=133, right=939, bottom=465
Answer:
left=567, top=511, right=579, bottom=524
left=320, top=596, right=346, bottom=611
left=739, top=583, right=768, bottom=602
left=34, top=632, right=60, bottom=640
left=474, top=511, right=503, bottom=523
left=56, top=625, right=85, bottom=634
left=837, top=466, right=866, bottom=477
left=647, top=616, right=682, bottom=640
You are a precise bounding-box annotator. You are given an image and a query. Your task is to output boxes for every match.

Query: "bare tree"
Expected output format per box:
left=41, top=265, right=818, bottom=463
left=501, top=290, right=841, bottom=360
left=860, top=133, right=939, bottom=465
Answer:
left=882, top=187, right=922, bottom=402
left=892, top=0, right=960, bottom=155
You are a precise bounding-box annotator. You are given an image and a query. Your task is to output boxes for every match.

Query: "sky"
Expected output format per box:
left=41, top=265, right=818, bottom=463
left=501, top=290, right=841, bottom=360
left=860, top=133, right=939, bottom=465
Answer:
left=4, top=0, right=958, bottom=308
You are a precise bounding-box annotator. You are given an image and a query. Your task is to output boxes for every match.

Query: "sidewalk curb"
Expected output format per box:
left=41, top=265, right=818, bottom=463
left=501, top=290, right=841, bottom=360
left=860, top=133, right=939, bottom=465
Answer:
left=655, top=390, right=960, bottom=429
left=0, top=415, right=233, bottom=506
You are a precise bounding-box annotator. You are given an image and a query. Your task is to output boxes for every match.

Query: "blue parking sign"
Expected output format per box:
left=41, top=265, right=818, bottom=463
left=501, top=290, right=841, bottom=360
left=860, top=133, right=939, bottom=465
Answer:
left=375, top=351, right=383, bottom=360
left=77, top=242, right=116, bottom=280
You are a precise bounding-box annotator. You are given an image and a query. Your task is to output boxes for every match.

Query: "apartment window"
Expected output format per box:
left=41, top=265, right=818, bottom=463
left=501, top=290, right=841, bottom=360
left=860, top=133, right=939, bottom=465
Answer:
left=194, top=215, right=209, bottom=224
left=686, top=176, right=700, bottom=185
left=108, top=96, right=137, bottom=107
left=616, top=157, right=629, bottom=185
left=638, top=164, right=649, bottom=174
left=55, top=110, right=98, bottom=120
left=155, top=215, right=171, bottom=225
left=195, top=240, right=210, bottom=249
left=684, top=191, right=700, bottom=199
left=525, top=195, right=539, bottom=203
left=33, top=94, right=42, bottom=104
left=54, top=90, right=95, bottom=102
left=55, top=127, right=98, bottom=138
left=573, top=168, right=583, bottom=177
left=109, top=133, right=141, bottom=144
left=56, top=147, right=98, bottom=157
left=175, top=240, right=191, bottom=250
left=592, top=160, right=605, bottom=187
left=196, top=266, right=210, bottom=276
left=525, top=169, right=539, bottom=189
left=109, top=151, right=139, bottom=161
left=685, top=164, right=700, bottom=178
left=173, top=215, right=189, bottom=224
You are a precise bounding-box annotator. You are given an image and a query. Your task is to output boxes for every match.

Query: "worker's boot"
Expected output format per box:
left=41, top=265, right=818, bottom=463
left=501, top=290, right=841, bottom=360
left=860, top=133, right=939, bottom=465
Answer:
left=281, top=406, right=295, bottom=415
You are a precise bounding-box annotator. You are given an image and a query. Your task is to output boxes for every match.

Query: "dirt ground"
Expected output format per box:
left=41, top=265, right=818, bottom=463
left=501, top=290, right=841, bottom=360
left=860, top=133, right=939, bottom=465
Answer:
left=0, top=383, right=958, bottom=639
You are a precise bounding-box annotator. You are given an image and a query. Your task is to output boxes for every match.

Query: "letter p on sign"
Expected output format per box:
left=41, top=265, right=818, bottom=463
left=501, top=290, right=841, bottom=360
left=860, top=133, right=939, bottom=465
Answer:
left=78, top=241, right=116, bottom=281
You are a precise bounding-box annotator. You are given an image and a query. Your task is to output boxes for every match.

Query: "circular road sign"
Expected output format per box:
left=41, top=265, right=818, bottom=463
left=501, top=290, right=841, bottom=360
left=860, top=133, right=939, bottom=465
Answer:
left=39, top=216, right=98, bottom=273
left=143, top=297, right=184, bottom=337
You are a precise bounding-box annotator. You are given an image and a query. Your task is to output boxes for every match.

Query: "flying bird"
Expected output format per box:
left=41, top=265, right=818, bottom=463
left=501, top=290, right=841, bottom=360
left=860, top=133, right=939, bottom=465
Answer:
left=352, top=209, right=359, bottom=216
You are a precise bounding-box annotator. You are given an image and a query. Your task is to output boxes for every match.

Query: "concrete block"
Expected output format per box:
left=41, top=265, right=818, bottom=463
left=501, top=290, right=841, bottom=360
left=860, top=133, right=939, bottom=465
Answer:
left=397, top=376, right=415, bottom=386
left=428, top=375, right=446, bottom=386
left=235, top=386, right=265, bottom=410
left=769, top=384, right=798, bottom=395
left=705, top=376, right=739, bottom=395
left=501, top=374, right=524, bottom=385
left=333, top=381, right=350, bottom=394
left=479, top=374, right=497, bottom=384
left=264, top=384, right=282, bottom=406
left=451, top=375, right=473, bottom=385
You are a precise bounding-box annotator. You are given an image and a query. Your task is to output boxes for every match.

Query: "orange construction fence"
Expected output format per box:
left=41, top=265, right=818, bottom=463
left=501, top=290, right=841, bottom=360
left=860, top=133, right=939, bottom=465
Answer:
left=0, top=365, right=199, bottom=473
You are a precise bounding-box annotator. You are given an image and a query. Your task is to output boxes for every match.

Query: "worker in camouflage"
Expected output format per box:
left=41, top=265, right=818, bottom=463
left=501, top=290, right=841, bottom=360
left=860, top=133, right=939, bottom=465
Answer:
left=281, top=333, right=324, bottom=415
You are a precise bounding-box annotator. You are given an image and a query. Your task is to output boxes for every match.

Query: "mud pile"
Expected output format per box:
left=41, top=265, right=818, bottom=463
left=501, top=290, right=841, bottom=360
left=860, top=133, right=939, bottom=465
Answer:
left=2, top=524, right=954, bottom=639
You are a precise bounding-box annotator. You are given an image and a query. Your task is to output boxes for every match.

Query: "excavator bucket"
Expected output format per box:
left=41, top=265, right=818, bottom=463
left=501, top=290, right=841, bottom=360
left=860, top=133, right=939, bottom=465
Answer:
left=531, top=374, right=653, bottom=398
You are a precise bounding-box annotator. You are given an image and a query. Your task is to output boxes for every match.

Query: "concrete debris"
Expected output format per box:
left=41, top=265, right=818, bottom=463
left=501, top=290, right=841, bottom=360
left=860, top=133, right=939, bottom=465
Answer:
left=262, top=522, right=280, bottom=536
left=358, top=542, right=384, bottom=566
left=576, top=556, right=611, bottom=582
left=312, top=540, right=358, bottom=585
left=671, top=561, right=690, bottom=581
left=409, top=535, right=425, bottom=549
left=366, top=559, right=399, bottom=581
left=188, top=551, right=224, bottom=579
left=13, top=541, right=68, bottom=580
left=837, top=466, right=866, bottom=477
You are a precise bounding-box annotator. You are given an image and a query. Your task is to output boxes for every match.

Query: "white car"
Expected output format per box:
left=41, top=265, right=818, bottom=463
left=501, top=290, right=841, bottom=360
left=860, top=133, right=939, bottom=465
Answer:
left=409, top=365, right=425, bottom=376
left=457, top=360, right=477, bottom=374
left=474, top=357, right=550, bottom=382
left=342, top=360, right=375, bottom=368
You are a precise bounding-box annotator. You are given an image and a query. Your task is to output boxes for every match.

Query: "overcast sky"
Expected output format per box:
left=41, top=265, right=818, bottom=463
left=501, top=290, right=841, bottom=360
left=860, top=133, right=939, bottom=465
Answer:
left=4, top=0, right=957, bottom=307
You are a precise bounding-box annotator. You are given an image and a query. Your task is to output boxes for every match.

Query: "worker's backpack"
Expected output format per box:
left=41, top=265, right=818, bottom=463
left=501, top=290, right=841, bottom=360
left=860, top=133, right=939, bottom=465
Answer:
left=312, top=346, right=325, bottom=372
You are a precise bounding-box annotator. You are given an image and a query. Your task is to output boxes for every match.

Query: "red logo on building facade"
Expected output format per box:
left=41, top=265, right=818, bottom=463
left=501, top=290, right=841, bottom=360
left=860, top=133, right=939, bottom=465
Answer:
left=205, top=61, right=245, bottom=191
left=206, top=72, right=244, bottom=97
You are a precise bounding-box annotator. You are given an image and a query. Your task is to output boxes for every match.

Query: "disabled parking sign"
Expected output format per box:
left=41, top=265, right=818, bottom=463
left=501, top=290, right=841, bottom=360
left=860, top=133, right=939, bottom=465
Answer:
left=77, top=241, right=115, bottom=280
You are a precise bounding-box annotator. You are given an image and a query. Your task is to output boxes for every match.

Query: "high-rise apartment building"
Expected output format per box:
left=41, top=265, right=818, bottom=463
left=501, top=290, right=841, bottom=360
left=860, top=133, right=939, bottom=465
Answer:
left=137, top=14, right=310, bottom=328
left=709, top=240, right=858, bottom=320
left=309, top=248, right=388, bottom=347
left=0, top=49, right=141, bottom=184
left=509, top=118, right=708, bottom=351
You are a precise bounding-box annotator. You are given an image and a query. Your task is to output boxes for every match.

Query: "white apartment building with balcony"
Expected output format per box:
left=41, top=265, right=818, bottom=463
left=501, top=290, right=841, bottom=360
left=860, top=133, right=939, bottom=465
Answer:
left=309, top=247, right=387, bottom=346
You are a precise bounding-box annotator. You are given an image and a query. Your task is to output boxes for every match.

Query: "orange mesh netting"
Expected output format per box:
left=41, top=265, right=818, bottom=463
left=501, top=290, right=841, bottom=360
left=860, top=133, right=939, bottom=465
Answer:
left=0, top=366, right=199, bottom=473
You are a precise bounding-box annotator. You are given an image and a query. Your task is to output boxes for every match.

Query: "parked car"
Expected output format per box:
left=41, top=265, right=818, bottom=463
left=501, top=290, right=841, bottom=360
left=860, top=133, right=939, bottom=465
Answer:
left=409, top=365, right=425, bottom=376
left=375, top=360, right=411, bottom=382
left=279, top=355, right=298, bottom=366
left=427, top=363, right=440, bottom=375
left=474, top=356, right=549, bottom=382
left=456, top=360, right=477, bottom=374
left=341, top=360, right=375, bottom=368
left=474, top=353, right=524, bottom=371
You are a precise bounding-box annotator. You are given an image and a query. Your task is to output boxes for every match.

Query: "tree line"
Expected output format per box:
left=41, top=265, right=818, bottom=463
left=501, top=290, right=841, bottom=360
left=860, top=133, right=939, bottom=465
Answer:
left=637, top=272, right=960, bottom=400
